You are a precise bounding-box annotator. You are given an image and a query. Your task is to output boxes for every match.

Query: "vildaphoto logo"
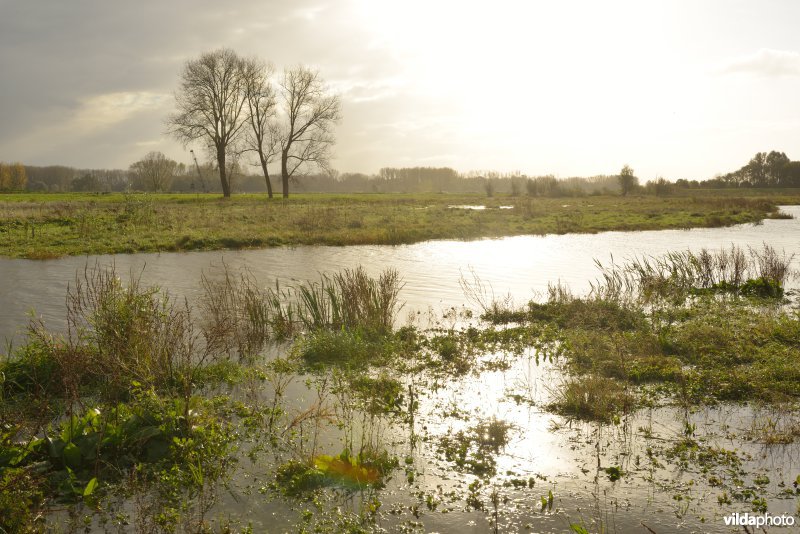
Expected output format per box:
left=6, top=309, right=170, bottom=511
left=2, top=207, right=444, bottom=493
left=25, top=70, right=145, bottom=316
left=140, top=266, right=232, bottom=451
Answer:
left=723, top=512, right=796, bottom=528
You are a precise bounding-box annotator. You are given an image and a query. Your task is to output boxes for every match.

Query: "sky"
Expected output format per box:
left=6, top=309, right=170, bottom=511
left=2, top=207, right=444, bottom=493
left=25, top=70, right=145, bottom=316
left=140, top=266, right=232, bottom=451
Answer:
left=1, top=0, right=800, bottom=181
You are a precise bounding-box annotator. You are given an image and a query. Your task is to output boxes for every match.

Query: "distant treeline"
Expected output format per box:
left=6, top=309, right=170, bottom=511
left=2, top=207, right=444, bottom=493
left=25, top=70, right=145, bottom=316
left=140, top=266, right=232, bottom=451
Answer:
left=20, top=163, right=623, bottom=196
left=15, top=150, right=800, bottom=196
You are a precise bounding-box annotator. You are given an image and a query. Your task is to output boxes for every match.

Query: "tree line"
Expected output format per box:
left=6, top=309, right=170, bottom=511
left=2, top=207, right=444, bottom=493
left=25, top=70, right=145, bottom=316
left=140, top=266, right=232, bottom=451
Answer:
left=711, top=151, right=800, bottom=188
left=16, top=162, right=625, bottom=195
left=15, top=154, right=800, bottom=196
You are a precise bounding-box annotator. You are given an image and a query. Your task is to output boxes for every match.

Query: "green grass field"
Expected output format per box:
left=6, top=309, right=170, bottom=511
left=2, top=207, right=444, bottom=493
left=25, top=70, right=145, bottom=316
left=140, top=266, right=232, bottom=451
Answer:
left=0, top=191, right=796, bottom=258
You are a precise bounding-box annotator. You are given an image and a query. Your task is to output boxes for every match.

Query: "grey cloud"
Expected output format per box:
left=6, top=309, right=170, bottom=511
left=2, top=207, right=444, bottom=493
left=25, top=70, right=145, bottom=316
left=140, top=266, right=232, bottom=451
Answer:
left=0, top=0, right=369, bottom=166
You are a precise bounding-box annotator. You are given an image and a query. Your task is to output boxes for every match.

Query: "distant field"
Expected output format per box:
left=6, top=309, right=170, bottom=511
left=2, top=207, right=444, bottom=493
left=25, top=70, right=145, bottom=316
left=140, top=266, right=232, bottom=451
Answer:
left=0, top=191, right=796, bottom=259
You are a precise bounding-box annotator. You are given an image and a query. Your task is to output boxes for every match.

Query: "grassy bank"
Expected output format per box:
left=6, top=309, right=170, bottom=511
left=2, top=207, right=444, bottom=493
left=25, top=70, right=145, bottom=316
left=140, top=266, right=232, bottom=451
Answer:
left=0, top=191, right=796, bottom=258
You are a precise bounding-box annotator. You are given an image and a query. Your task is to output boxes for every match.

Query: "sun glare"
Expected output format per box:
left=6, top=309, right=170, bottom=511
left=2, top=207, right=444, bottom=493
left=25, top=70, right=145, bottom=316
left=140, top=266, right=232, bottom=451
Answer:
left=350, top=0, right=692, bottom=174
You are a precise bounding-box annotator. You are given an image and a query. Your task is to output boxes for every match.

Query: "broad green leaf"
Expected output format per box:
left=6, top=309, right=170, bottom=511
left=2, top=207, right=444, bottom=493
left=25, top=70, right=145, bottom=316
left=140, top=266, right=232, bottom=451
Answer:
left=83, top=477, right=98, bottom=497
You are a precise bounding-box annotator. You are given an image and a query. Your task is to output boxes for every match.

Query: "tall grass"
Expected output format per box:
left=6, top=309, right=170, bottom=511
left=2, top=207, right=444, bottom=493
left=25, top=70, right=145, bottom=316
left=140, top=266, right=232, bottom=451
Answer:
left=591, top=243, right=795, bottom=301
left=64, top=266, right=195, bottom=394
left=200, top=265, right=272, bottom=358
left=199, top=265, right=404, bottom=357
left=2, top=264, right=235, bottom=408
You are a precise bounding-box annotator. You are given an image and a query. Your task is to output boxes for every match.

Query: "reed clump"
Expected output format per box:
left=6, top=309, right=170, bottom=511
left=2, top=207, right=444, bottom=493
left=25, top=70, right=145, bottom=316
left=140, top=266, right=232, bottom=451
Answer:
left=591, top=243, right=795, bottom=302
left=201, top=265, right=404, bottom=360
left=547, top=375, right=634, bottom=422
left=2, top=264, right=228, bottom=405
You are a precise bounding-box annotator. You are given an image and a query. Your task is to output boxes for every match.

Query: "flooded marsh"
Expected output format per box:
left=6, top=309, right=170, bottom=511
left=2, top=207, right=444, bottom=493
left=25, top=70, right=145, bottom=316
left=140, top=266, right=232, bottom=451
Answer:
left=1, top=208, right=800, bottom=533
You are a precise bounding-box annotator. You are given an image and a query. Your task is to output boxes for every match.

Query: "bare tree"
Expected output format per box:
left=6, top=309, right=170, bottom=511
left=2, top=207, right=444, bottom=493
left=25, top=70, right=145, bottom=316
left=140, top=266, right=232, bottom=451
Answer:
left=278, top=66, right=341, bottom=198
left=129, top=152, right=178, bottom=192
left=167, top=48, right=248, bottom=197
left=242, top=57, right=279, bottom=198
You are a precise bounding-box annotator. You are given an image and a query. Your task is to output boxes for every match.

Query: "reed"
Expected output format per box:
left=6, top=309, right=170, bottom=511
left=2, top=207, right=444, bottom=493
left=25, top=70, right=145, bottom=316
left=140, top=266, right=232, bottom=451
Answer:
left=591, top=243, right=795, bottom=301
left=201, top=264, right=404, bottom=349
left=2, top=263, right=236, bottom=407
left=547, top=375, right=634, bottom=422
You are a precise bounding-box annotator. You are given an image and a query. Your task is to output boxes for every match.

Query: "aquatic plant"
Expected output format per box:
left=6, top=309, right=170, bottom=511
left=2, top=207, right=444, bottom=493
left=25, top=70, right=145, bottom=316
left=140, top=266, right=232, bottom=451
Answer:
left=273, top=449, right=395, bottom=497
left=200, top=264, right=404, bottom=346
left=591, top=243, right=795, bottom=302
left=547, top=375, right=634, bottom=423
left=437, top=419, right=514, bottom=478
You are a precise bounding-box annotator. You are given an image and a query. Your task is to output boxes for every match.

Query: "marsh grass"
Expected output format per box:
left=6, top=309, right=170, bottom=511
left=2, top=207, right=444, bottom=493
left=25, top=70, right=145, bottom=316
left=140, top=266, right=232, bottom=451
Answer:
left=0, top=192, right=791, bottom=258
left=591, top=244, right=795, bottom=302
left=294, top=267, right=403, bottom=334
left=459, top=267, right=515, bottom=320
left=294, top=328, right=379, bottom=368
left=62, top=266, right=198, bottom=398
left=747, top=404, right=800, bottom=444
left=201, top=264, right=404, bottom=360
left=467, top=246, right=799, bottom=423
left=2, top=264, right=231, bottom=408
left=547, top=375, right=634, bottom=422
left=3, top=246, right=799, bottom=529
left=200, top=265, right=272, bottom=358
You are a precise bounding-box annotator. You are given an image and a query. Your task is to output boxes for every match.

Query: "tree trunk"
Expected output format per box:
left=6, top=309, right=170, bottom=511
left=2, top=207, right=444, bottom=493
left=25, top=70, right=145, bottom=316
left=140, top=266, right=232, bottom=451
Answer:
left=281, top=149, right=290, bottom=198
left=259, top=153, right=273, bottom=199
left=217, top=150, right=230, bottom=198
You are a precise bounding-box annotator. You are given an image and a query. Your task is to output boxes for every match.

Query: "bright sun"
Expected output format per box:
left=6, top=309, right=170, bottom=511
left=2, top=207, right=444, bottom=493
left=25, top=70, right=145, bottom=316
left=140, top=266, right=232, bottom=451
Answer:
left=348, top=0, right=692, bottom=175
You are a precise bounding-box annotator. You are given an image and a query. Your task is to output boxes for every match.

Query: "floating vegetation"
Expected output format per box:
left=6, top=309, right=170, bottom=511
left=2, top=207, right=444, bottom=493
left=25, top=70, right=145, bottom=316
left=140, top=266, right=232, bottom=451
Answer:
left=603, top=465, right=624, bottom=482
left=314, top=451, right=385, bottom=488
left=273, top=450, right=395, bottom=497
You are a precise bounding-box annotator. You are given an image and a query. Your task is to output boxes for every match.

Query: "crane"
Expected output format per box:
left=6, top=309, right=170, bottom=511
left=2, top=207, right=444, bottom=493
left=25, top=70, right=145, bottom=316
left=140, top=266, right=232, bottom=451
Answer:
left=189, top=149, right=207, bottom=193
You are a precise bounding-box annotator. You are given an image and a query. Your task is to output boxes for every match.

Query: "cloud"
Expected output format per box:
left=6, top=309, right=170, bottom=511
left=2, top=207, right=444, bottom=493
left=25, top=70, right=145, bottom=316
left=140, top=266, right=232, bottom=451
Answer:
left=720, top=48, right=800, bottom=77
left=74, top=92, right=171, bottom=129
left=0, top=91, right=172, bottom=167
